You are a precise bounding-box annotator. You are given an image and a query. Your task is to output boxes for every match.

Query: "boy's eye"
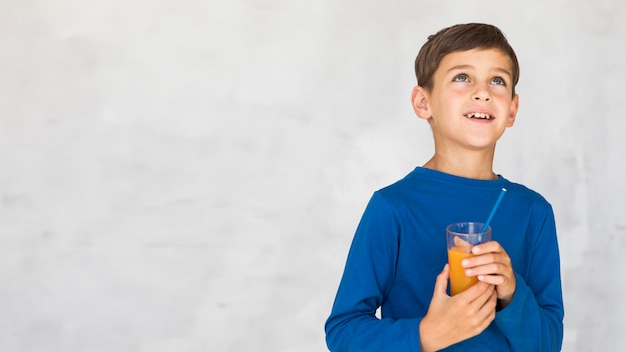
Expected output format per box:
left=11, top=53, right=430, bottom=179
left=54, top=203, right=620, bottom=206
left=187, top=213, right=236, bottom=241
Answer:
left=453, top=74, right=469, bottom=83
left=491, top=77, right=506, bottom=86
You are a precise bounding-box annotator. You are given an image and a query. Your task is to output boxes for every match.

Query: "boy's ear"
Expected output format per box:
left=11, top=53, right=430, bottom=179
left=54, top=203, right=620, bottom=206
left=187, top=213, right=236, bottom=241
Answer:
left=506, top=94, right=520, bottom=127
left=411, top=86, right=432, bottom=120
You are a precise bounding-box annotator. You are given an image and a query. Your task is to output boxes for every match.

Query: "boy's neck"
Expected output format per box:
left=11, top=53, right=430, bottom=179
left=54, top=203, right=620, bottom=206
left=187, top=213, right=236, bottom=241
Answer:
left=422, top=151, right=498, bottom=180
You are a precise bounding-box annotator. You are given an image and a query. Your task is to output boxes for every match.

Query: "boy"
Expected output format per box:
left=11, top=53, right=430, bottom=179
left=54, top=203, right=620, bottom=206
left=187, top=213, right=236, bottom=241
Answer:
left=324, top=23, right=564, bottom=351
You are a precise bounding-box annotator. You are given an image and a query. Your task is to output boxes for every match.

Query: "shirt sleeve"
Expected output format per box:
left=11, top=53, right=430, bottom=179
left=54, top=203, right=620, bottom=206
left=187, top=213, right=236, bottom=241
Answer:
left=494, top=205, right=564, bottom=351
left=325, top=193, right=424, bottom=351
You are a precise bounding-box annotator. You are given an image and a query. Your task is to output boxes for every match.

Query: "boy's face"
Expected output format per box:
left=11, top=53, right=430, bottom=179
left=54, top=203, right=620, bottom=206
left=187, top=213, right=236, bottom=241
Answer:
left=412, top=48, right=519, bottom=151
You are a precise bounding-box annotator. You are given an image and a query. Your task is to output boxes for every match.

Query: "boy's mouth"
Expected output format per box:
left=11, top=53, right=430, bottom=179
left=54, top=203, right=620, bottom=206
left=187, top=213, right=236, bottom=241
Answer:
left=465, top=112, right=494, bottom=120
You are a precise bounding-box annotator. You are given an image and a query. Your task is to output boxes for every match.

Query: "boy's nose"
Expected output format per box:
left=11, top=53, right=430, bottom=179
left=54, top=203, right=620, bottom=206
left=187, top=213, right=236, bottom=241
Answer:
left=472, top=82, right=492, bottom=101
left=473, top=90, right=491, bottom=102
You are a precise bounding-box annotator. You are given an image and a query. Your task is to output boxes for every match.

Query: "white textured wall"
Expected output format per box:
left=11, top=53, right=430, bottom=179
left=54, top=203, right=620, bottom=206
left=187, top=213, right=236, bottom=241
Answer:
left=1, top=1, right=624, bottom=351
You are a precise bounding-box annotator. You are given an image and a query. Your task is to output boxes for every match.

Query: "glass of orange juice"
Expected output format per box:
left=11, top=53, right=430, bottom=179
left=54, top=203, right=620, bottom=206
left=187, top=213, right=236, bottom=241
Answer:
left=446, top=222, right=491, bottom=295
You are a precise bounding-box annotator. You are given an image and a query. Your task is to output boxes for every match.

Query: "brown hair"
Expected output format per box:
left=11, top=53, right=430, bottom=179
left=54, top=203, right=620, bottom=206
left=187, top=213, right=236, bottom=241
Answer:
left=414, top=23, right=520, bottom=95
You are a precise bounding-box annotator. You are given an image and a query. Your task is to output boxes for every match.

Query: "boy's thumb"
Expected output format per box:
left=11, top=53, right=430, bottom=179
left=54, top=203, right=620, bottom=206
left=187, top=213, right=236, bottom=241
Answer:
left=434, top=264, right=450, bottom=295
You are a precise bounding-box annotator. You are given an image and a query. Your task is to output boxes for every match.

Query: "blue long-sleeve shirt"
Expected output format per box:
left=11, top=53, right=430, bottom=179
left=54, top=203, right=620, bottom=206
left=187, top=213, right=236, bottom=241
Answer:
left=325, top=167, right=564, bottom=351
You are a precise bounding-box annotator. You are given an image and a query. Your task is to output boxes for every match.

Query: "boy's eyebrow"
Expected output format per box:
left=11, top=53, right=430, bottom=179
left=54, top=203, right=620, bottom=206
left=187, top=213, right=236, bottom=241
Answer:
left=447, top=65, right=513, bottom=78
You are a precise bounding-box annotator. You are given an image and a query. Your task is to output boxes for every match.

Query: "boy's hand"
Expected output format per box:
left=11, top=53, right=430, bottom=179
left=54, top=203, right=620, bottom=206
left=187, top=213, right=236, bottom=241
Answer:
left=419, top=264, right=497, bottom=352
left=462, top=241, right=516, bottom=307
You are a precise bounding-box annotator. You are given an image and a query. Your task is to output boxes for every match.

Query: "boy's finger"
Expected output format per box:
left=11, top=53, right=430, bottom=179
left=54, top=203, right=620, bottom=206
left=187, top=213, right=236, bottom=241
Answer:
left=457, top=281, right=493, bottom=303
left=472, top=241, right=503, bottom=255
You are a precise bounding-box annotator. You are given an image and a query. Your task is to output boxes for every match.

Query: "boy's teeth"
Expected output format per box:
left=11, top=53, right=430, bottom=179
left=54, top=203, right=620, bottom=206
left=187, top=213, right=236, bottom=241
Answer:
left=467, top=112, right=492, bottom=120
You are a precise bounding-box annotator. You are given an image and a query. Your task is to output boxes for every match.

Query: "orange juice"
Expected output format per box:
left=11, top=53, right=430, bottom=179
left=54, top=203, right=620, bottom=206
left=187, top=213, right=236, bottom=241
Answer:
left=448, top=246, right=477, bottom=295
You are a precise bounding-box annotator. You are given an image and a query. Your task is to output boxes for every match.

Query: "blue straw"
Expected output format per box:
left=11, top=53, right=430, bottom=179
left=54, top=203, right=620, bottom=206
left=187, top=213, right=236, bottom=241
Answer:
left=482, top=188, right=507, bottom=232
